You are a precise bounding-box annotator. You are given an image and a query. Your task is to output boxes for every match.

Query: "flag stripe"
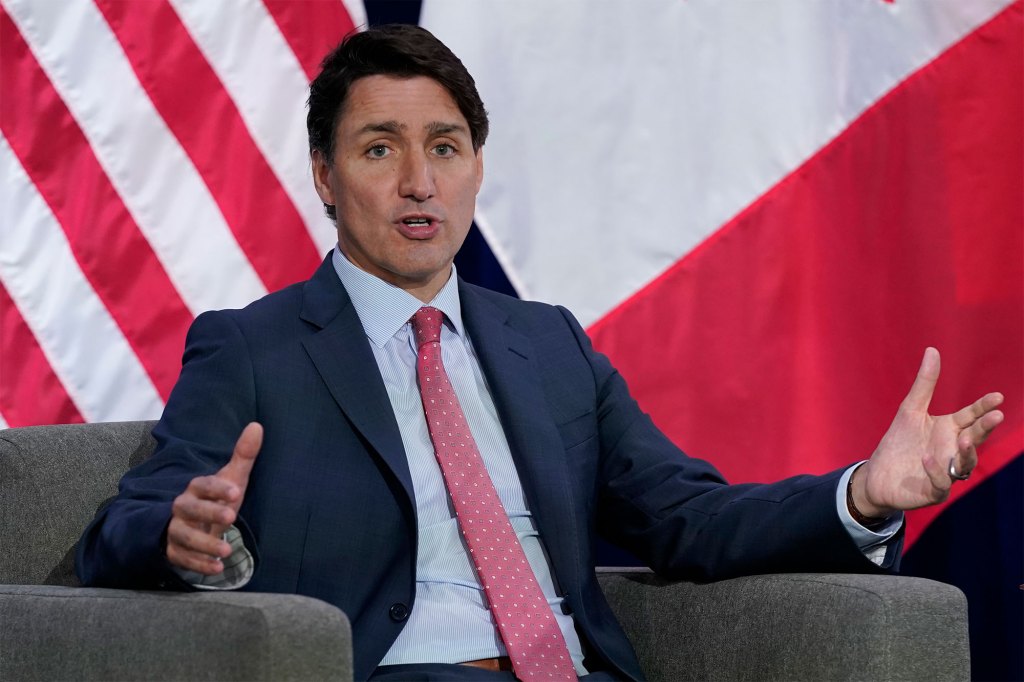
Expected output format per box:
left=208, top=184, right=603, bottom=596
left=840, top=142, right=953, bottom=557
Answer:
left=0, top=8, right=191, bottom=400
left=587, top=1, right=1023, bottom=549
left=95, top=0, right=322, bottom=292
left=170, top=0, right=338, bottom=256
left=0, top=281, right=84, bottom=428
left=263, top=0, right=360, bottom=81
left=0, top=134, right=164, bottom=424
left=3, top=0, right=268, bottom=318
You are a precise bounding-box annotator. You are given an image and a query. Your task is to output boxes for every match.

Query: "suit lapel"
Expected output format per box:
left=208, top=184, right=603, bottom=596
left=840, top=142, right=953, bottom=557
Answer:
left=296, top=264, right=579, bottom=590
left=460, top=283, right=581, bottom=597
left=299, top=259, right=415, bottom=506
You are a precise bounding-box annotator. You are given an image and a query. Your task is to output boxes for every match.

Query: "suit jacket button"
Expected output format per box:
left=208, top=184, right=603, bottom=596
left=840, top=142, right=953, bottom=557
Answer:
left=389, top=603, right=409, bottom=621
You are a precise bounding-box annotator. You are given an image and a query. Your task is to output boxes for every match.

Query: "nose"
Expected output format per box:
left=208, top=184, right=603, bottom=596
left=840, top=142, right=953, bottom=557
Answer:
left=398, top=150, right=436, bottom=201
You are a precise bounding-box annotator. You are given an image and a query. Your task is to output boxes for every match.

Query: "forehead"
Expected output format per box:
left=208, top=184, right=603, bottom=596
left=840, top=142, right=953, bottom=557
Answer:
left=337, top=75, right=468, bottom=136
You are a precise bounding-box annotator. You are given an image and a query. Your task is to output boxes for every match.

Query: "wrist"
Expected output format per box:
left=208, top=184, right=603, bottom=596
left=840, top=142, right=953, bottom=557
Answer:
left=848, top=465, right=893, bottom=529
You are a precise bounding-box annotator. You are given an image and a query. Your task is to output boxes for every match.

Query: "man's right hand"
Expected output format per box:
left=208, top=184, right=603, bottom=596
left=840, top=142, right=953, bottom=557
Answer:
left=166, top=422, right=263, bottom=575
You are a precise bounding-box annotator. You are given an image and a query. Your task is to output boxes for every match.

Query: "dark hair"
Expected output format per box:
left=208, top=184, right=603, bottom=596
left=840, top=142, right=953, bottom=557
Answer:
left=307, top=25, right=489, bottom=220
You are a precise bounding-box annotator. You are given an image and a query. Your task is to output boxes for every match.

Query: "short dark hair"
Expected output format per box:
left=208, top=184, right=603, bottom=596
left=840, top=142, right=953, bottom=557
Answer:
left=307, top=25, right=489, bottom=219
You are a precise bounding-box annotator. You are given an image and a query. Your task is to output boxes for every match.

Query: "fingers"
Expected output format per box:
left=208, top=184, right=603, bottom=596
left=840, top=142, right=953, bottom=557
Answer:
left=901, top=347, right=940, bottom=413
left=963, top=407, right=1005, bottom=445
left=166, top=533, right=229, bottom=576
left=164, top=424, right=262, bottom=575
left=172, top=494, right=237, bottom=528
left=946, top=439, right=976, bottom=484
left=951, top=392, right=1005, bottom=429
left=219, top=422, right=263, bottom=489
left=948, top=408, right=1004, bottom=480
left=165, top=509, right=233, bottom=575
left=185, top=474, right=242, bottom=506
left=165, top=469, right=244, bottom=574
left=167, top=475, right=237, bottom=569
left=167, top=514, right=232, bottom=559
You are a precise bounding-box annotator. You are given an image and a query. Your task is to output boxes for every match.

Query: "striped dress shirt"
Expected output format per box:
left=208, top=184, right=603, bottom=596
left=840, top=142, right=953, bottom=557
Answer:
left=331, top=248, right=588, bottom=672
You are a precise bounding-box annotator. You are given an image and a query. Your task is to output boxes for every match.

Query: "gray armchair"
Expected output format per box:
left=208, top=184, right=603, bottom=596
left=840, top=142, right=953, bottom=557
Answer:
left=1, top=421, right=970, bottom=681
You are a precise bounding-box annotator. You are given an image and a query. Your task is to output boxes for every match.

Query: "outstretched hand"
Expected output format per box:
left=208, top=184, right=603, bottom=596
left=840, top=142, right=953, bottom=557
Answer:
left=850, top=348, right=1004, bottom=518
left=165, top=422, right=263, bottom=575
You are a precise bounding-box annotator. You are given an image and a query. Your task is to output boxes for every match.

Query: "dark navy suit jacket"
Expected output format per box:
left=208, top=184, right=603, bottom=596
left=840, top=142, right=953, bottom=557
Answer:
left=77, top=255, right=896, bottom=680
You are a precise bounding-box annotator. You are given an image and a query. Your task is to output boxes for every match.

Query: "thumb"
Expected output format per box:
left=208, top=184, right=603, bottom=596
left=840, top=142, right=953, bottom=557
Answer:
left=219, top=422, right=263, bottom=493
left=901, top=347, right=940, bottom=413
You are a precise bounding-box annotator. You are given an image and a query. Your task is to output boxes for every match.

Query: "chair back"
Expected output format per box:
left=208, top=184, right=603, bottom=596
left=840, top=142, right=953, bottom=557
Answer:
left=0, top=421, right=157, bottom=585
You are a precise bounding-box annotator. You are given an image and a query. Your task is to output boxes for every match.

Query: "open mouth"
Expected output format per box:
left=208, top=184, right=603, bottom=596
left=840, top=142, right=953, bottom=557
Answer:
left=397, top=216, right=439, bottom=239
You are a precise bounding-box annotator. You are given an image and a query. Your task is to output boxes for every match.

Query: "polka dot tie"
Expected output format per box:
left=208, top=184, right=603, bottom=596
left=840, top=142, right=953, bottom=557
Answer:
left=411, top=307, right=576, bottom=680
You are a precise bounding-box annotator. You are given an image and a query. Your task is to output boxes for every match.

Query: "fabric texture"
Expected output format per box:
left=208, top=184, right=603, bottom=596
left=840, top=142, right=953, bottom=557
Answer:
left=0, top=419, right=156, bottom=586
left=0, top=585, right=351, bottom=682
left=596, top=569, right=971, bottom=681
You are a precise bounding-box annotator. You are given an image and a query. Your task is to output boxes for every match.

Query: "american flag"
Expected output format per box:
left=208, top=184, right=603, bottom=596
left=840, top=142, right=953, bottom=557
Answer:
left=2, top=0, right=1021, bottom=677
left=1, top=0, right=364, bottom=426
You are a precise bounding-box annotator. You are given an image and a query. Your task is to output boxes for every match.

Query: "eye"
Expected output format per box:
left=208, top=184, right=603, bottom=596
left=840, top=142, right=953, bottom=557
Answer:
left=433, top=143, right=456, bottom=157
left=367, top=145, right=390, bottom=159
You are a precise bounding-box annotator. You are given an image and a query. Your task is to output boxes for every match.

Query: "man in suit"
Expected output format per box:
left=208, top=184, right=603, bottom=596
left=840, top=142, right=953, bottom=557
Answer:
left=77, top=24, right=1004, bottom=681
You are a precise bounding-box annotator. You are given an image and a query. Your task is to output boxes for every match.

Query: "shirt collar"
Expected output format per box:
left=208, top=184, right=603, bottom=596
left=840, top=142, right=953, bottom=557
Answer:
left=331, top=245, right=465, bottom=348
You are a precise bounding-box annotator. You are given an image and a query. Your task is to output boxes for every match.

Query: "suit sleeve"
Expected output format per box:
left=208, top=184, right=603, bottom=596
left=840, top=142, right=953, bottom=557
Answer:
left=76, top=310, right=261, bottom=588
left=553, top=306, right=902, bottom=581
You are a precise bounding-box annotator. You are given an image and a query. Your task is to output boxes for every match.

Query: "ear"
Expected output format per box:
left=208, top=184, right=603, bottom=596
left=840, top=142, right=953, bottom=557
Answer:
left=311, top=149, right=335, bottom=206
left=474, top=147, right=484, bottom=195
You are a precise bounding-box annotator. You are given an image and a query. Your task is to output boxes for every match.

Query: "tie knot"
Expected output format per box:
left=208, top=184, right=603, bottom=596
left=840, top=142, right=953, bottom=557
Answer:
left=411, top=306, right=443, bottom=347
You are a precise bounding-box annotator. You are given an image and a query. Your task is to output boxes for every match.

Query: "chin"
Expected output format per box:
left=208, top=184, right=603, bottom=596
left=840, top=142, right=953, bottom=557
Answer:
left=395, top=252, right=454, bottom=277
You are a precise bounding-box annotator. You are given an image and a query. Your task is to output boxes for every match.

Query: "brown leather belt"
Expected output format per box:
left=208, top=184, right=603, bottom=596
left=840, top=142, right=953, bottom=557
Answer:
left=460, top=656, right=514, bottom=672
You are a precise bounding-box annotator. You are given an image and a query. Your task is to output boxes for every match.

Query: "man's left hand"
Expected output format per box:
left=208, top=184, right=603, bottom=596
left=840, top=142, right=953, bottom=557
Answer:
left=850, top=347, right=1004, bottom=519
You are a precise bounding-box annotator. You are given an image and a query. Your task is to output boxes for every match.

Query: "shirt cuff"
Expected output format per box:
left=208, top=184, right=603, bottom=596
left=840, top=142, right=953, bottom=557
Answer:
left=836, top=463, right=903, bottom=566
left=171, top=525, right=254, bottom=590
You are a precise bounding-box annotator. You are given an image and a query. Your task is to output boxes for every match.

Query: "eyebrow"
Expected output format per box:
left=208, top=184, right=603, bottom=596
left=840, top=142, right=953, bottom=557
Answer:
left=357, top=120, right=404, bottom=136
left=355, top=120, right=468, bottom=137
left=426, top=121, right=467, bottom=137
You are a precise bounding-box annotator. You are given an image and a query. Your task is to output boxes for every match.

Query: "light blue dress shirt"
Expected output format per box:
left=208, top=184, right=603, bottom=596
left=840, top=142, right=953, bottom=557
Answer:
left=330, top=249, right=588, bottom=672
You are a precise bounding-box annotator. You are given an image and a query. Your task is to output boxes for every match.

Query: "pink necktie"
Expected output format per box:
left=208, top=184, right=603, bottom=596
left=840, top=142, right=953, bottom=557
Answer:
left=411, top=306, right=576, bottom=680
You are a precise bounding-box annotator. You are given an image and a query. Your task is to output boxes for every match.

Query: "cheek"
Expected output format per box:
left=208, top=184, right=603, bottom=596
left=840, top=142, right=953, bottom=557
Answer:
left=336, top=163, right=393, bottom=209
left=337, top=183, right=387, bottom=228
left=451, top=174, right=481, bottom=218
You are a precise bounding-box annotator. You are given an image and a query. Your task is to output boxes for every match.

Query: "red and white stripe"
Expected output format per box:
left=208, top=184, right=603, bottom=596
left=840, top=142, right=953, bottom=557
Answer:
left=1, top=0, right=363, bottom=427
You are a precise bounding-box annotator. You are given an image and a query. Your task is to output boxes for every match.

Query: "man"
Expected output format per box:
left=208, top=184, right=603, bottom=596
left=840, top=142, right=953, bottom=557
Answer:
left=77, top=24, right=1004, bottom=681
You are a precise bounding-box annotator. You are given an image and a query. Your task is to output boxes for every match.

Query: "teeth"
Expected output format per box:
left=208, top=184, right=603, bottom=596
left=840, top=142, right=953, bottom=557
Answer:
left=404, top=218, right=429, bottom=225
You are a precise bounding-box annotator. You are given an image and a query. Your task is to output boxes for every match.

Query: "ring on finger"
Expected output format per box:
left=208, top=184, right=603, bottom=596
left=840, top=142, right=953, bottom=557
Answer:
left=948, top=457, right=970, bottom=482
